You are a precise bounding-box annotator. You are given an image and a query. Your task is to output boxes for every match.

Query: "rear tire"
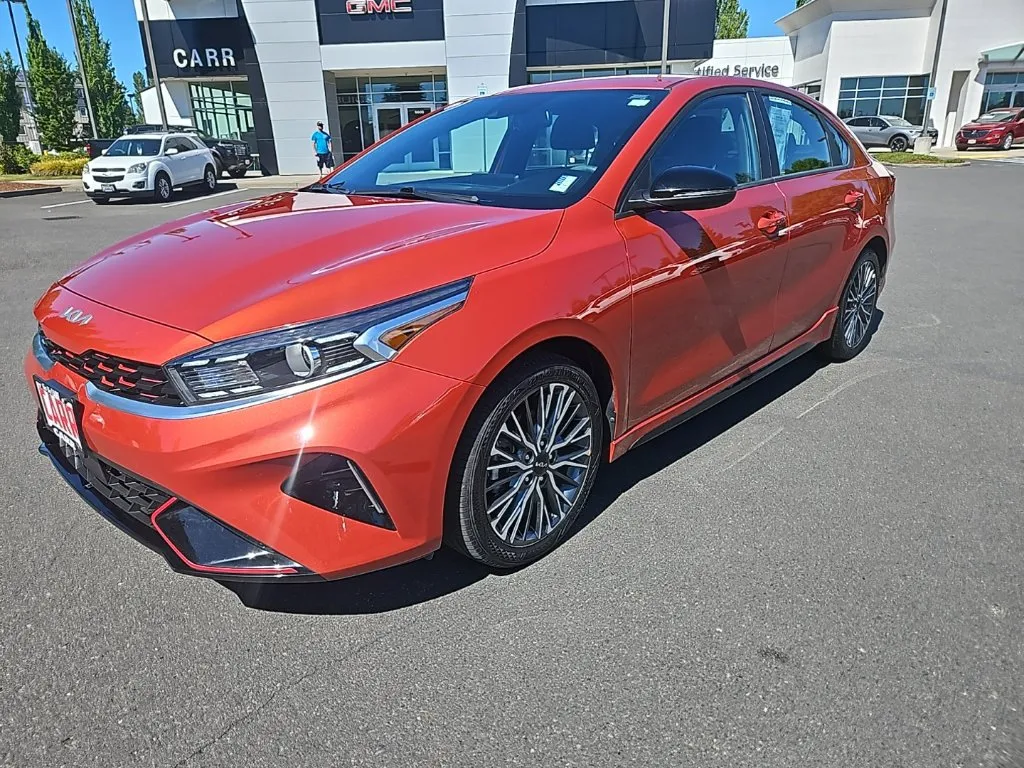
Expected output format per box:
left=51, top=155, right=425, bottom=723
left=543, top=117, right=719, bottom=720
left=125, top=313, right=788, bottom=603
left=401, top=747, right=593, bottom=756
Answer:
left=202, top=164, right=217, bottom=193
left=445, top=354, right=604, bottom=569
left=888, top=135, right=909, bottom=153
left=818, top=249, right=881, bottom=362
left=153, top=172, right=173, bottom=203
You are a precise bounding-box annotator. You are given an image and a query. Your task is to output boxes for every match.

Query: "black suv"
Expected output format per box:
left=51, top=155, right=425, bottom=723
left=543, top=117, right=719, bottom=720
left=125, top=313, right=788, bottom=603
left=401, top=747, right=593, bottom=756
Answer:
left=131, top=125, right=253, bottom=178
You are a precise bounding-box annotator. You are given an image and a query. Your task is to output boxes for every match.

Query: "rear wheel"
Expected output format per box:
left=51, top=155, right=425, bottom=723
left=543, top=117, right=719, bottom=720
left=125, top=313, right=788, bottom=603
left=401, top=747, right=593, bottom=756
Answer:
left=446, top=354, right=604, bottom=569
left=888, top=134, right=909, bottom=152
left=202, top=164, right=217, bottom=193
left=153, top=172, right=172, bottom=203
left=818, top=249, right=881, bottom=362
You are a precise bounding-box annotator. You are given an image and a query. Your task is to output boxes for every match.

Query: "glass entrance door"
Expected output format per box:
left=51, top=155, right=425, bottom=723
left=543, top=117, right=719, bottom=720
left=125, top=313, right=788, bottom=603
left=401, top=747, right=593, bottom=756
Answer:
left=373, top=103, right=435, bottom=142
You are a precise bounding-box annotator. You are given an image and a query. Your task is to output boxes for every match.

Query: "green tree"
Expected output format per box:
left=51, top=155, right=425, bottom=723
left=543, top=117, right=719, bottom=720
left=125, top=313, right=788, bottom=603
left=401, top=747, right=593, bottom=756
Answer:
left=72, top=0, right=131, bottom=137
left=131, top=70, right=149, bottom=122
left=716, top=0, right=749, bottom=39
left=0, top=51, right=21, bottom=143
left=26, top=9, right=76, bottom=148
left=796, top=0, right=812, bottom=6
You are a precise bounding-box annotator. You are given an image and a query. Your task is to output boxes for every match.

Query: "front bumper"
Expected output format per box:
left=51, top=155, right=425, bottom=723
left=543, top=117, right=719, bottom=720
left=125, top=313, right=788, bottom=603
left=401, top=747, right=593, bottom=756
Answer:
left=26, top=302, right=483, bottom=581
left=955, top=133, right=1004, bottom=148
left=83, top=173, right=150, bottom=198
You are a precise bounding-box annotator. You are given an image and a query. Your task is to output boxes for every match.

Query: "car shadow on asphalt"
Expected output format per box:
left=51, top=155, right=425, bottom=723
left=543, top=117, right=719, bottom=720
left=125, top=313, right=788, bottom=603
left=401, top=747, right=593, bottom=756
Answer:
left=104, top=182, right=240, bottom=206
left=225, top=313, right=884, bottom=615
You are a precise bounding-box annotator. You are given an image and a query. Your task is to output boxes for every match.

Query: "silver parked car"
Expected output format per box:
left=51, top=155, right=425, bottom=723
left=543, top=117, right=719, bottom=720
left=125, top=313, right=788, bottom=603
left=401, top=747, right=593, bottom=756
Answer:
left=844, top=115, right=938, bottom=152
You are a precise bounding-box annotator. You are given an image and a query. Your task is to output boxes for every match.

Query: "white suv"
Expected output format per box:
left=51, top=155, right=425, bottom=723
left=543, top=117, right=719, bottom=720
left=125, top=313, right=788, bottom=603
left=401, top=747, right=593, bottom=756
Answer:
left=83, top=133, right=219, bottom=204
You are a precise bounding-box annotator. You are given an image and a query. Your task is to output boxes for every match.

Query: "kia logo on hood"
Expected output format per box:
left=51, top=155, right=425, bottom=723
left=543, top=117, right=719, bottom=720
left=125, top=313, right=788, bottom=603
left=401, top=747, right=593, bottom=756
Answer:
left=60, top=307, right=93, bottom=326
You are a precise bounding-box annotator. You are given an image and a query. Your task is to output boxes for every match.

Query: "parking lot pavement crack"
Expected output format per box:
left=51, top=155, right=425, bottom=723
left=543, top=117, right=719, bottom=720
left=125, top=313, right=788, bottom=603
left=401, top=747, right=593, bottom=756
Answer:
left=168, top=610, right=433, bottom=767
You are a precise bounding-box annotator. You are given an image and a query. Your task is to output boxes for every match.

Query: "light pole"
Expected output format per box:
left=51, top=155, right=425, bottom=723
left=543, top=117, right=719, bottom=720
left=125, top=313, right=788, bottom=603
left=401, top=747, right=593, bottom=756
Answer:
left=139, top=0, right=167, bottom=129
left=5, top=0, right=33, bottom=114
left=660, top=0, right=671, bottom=75
left=64, top=0, right=97, bottom=138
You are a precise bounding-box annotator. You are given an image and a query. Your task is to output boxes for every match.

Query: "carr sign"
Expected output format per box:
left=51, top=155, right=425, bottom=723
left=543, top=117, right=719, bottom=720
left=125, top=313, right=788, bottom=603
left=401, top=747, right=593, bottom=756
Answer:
left=346, top=0, right=411, bottom=13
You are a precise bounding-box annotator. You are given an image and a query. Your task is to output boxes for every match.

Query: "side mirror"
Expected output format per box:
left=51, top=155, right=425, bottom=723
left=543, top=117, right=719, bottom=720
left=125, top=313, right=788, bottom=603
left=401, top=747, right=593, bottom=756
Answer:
left=636, top=166, right=738, bottom=212
left=100, top=149, right=108, bottom=155
left=165, top=147, right=179, bottom=156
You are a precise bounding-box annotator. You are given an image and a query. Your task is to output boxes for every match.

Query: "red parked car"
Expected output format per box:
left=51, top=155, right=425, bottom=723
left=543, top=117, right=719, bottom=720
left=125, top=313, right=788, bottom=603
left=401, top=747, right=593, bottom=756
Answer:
left=955, top=108, right=1024, bottom=151
left=26, top=76, right=895, bottom=582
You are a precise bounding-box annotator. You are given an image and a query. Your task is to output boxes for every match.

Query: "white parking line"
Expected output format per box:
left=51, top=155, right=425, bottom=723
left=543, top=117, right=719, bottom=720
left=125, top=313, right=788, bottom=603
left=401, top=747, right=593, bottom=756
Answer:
left=162, top=188, right=242, bottom=208
left=40, top=199, right=91, bottom=210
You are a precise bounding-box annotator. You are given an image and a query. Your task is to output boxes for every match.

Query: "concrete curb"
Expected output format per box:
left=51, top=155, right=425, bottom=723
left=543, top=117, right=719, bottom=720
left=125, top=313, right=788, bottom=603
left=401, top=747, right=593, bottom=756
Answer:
left=0, top=184, right=63, bottom=198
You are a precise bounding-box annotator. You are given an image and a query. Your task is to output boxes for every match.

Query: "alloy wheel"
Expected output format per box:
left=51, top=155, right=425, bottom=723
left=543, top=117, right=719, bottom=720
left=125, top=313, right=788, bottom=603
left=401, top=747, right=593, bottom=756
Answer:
left=157, top=177, right=170, bottom=200
left=483, top=382, right=594, bottom=547
left=842, top=259, right=877, bottom=348
left=1002, top=134, right=1014, bottom=151
left=205, top=168, right=216, bottom=190
left=891, top=136, right=908, bottom=152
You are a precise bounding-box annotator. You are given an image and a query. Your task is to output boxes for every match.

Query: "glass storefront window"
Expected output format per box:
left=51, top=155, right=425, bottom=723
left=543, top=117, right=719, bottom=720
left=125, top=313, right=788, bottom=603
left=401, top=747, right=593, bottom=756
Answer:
left=188, top=80, right=255, bottom=152
left=982, top=71, right=1024, bottom=113
left=335, top=73, right=448, bottom=161
left=835, top=74, right=930, bottom=124
left=527, top=64, right=661, bottom=84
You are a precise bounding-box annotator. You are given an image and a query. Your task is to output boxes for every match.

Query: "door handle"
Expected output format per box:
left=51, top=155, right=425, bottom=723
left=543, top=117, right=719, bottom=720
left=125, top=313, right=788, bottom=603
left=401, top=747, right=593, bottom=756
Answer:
left=757, top=210, right=787, bottom=237
left=845, top=190, right=865, bottom=211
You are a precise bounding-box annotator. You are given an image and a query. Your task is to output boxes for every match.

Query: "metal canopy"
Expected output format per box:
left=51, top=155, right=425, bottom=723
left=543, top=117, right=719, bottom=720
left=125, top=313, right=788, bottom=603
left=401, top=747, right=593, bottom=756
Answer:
left=981, top=42, right=1024, bottom=63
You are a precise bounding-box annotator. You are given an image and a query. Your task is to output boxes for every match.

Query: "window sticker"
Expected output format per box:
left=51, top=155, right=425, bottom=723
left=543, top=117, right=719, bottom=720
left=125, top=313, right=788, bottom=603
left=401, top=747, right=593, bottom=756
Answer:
left=549, top=175, right=578, bottom=193
left=627, top=95, right=652, bottom=107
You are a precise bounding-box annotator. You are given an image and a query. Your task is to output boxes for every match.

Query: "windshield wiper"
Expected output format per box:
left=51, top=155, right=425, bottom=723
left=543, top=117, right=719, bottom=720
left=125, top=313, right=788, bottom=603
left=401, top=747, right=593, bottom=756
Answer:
left=303, top=182, right=347, bottom=193
left=351, top=187, right=481, bottom=205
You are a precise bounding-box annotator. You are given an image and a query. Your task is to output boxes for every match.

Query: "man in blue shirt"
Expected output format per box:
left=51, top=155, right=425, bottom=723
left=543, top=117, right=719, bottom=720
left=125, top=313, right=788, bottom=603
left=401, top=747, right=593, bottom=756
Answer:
left=311, top=121, right=334, bottom=175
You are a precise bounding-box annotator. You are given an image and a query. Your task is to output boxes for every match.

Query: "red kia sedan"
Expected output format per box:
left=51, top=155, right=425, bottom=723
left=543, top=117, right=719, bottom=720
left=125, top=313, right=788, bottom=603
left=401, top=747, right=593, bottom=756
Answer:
left=26, top=76, right=895, bottom=582
left=955, top=107, right=1024, bottom=151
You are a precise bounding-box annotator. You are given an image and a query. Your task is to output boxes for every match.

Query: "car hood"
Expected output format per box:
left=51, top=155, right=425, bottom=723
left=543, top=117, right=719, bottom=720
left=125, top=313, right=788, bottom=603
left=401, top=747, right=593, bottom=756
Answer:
left=59, top=191, right=563, bottom=341
left=962, top=121, right=1009, bottom=130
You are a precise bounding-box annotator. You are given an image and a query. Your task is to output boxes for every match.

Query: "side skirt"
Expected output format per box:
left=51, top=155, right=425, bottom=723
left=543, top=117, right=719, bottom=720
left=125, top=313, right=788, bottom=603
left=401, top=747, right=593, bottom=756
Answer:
left=610, top=308, right=836, bottom=459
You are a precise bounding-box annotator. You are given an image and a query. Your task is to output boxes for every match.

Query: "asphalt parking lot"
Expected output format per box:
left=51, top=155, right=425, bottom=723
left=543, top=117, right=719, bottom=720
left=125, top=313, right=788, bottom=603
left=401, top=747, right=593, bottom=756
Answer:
left=1, top=164, right=1023, bottom=768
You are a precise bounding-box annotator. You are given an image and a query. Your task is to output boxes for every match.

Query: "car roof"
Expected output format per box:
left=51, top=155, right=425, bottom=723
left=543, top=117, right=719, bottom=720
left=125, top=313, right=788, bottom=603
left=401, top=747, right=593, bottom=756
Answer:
left=117, top=132, right=191, bottom=140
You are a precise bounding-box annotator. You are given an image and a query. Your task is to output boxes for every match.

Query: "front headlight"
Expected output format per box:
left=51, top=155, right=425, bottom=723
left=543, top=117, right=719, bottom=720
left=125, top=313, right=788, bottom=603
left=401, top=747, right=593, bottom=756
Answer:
left=127, top=161, right=149, bottom=174
left=166, top=279, right=471, bottom=405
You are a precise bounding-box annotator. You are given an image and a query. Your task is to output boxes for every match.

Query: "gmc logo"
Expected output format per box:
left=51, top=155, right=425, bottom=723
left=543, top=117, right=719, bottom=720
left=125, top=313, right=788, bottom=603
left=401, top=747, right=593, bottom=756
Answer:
left=346, top=0, right=411, bottom=14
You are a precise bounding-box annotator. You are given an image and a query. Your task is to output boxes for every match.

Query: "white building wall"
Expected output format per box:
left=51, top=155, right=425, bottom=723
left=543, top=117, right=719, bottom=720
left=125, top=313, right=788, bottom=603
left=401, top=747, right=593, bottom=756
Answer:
left=696, top=37, right=795, bottom=86
left=790, top=14, right=832, bottom=89
left=931, top=0, right=1024, bottom=146
left=818, top=16, right=930, bottom=108
left=134, top=0, right=237, bottom=20
left=444, top=0, right=519, bottom=101
left=141, top=82, right=194, bottom=126
left=240, top=0, right=330, bottom=174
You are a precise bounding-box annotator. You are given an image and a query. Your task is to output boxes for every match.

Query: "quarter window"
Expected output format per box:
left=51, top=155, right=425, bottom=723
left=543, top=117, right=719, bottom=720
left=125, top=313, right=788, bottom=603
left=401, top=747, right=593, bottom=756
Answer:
left=761, top=94, right=834, bottom=176
left=648, top=92, right=762, bottom=186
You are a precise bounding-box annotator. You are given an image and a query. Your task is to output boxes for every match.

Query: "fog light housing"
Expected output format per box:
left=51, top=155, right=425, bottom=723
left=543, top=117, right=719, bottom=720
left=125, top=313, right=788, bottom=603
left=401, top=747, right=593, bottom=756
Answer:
left=283, top=454, right=395, bottom=530
left=153, top=504, right=305, bottom=575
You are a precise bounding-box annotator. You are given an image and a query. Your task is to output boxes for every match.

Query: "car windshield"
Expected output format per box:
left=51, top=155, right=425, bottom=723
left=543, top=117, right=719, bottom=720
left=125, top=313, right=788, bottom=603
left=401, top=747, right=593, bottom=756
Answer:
left=978, top=111, right=1017, bottom=122
left=885, top=116, right=912, bottom=127
left=105, top=138, right=161, bottom=157
left=322, top=88, right=668, bottom=209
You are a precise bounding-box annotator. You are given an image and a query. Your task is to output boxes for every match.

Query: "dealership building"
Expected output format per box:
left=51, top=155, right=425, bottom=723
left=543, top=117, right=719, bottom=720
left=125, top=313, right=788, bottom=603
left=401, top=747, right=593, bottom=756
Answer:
left=135, top=0, right=1024, bottom=173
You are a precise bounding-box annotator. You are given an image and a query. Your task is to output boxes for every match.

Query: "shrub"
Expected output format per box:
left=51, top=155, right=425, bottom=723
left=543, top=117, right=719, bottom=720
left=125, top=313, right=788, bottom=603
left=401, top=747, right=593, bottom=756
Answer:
left=29, top=156, right=89, bottom=176
left=0, top=142, right=42, bottom=173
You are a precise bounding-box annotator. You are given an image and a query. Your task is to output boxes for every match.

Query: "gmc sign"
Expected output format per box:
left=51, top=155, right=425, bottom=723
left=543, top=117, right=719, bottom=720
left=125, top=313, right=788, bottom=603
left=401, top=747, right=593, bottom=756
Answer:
left=346, top=0, right=411, bottom=13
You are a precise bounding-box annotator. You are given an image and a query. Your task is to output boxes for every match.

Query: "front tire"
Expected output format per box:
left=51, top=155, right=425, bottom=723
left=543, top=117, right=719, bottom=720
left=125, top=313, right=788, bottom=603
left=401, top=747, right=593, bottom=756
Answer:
left=202, top=164, right=217, bottom=193
left=1000, top=133, right=1014, bottom=151
left=889, top=135, right=909, bottom=153
left=446, top=354, right=604, bottom=569
left=818, top=249, right=881, bottom=362
left=153, top=172, right=173, bottom=203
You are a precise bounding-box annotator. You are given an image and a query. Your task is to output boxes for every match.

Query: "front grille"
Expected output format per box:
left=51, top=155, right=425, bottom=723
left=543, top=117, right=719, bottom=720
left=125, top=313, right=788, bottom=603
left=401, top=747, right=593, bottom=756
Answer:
left=39, top=333, right=183, bottom=406
left=41, top=425, right=171, bottom=523
left=961, top=129, right=988, bottom=138
left=93, top=174, right=125, bottom=183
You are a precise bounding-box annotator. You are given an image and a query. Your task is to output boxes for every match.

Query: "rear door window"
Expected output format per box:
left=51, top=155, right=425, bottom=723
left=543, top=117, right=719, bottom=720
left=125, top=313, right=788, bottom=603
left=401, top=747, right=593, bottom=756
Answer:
left=760, top=93, right=838, bottom=176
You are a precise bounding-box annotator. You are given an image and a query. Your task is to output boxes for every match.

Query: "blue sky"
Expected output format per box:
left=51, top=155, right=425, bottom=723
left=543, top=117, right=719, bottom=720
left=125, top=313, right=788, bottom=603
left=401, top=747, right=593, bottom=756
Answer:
left=0, top=0, right=796, bottom=89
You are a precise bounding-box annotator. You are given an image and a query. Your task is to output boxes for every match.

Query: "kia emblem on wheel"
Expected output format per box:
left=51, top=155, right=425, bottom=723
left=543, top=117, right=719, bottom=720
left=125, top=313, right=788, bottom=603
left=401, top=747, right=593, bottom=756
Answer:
left=60, top=307, right=92, bottom=326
